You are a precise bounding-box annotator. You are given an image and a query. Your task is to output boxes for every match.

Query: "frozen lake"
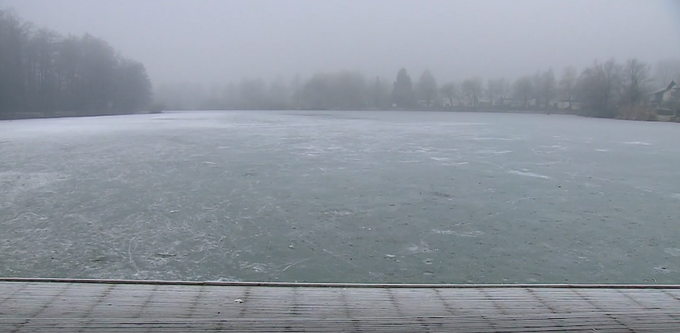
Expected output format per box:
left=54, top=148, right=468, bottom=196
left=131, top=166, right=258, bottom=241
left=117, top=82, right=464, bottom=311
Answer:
left=1, top=111, right=679, bottom=284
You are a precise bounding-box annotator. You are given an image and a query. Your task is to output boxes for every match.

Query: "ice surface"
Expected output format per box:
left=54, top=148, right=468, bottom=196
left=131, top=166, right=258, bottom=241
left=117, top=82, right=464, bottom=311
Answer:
left=0, top=111, right=679, bottom=284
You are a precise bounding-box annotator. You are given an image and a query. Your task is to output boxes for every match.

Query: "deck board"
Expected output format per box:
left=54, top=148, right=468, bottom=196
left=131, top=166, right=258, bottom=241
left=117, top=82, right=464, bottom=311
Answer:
left=1, top=280, right=679, bottom=332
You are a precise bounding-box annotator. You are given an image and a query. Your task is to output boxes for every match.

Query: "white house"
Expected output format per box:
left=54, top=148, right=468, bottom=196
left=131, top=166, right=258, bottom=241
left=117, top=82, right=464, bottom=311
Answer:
left=556, top=98, right=580, bottom=110
left=502, top=98, right=537, bottom=108
left=441, top=97, right=467, bottom=107
left=648, top=80, right=678, bottom=107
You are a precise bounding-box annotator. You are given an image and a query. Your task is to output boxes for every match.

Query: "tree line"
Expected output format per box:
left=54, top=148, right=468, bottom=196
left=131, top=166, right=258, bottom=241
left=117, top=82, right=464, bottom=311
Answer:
left=2, top=9, right=678, bottom=121
left=158, top=57, right=679, bottom=120
left=0, top=9, right=153, bottom=119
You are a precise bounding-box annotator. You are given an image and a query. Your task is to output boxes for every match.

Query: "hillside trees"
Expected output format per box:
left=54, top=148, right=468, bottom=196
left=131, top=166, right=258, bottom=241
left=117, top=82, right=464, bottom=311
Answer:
left=0, top=9, right=152, bottom=119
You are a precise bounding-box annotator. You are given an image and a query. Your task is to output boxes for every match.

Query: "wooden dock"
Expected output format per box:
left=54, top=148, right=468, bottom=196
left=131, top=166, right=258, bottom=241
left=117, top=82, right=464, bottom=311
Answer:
left=1, top=278, right=679, bottom=332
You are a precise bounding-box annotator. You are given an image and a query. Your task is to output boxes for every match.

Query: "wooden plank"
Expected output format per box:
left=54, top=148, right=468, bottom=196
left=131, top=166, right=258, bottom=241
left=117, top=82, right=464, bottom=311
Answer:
left=3, top=316, right=677, bottom=332
left=344, top=288, right=402, bottom=318
left=2, top=277, right=680, bottom=289
left=391, top=288, right=453, bottom=317
left=1, top=281, right=679, bottom=332
left=0, top=282, right=27, bottom=305
left=35, top=283, right=110, bottom=319
left=623, top=289, right=679, bottom=310
left=187, top=285, right=248, bottom=319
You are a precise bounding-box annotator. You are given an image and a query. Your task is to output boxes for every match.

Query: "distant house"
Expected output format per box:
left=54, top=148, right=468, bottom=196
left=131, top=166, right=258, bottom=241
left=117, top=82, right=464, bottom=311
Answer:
left=556, top=100, right=569, bottom=109
left=441, top=96, right=479, bottom=108
left=556, top=97, right=580, bottom=110
left=442, top=97, right=467, bottom=107
left=502, top=98, right=536, bottom=108
left=503, top=98, right=523, bottom=108
left=417, top=99, right=438, bottom=108
left=477, top=98, right=493, bottom=108
left=441, top=98, right=459, bottom=107
left=648, top=80, right=678, bottom=107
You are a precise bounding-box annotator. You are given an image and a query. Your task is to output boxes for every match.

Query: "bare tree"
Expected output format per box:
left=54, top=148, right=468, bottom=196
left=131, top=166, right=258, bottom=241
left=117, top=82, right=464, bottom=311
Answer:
left=439, top=82, right=459, bottom=108
left=372, top=76, right=381, bottom=108
left=268, top=76, right=290, bottom=109
left=539, top=69, right=556, bottom=109
left=486, top=78, right=509, bottom=107
left=291, top=74, right=302, bottom=109
left=0, top=9, right=152, bottom=118
left=370, top=76, right=391, bottom=109
left=497, top=78, right=510, bottom=107
left=622, top=58, right=651, bottom=106
left=512, top=76, right=533, bottom=108
left=559, top=66, right=578, bottom=110
left=221, top=82, right=238, bottom=109
left=531, top=71, right=541, bottom=106
left=416, top=69, right=438, bottom=108
left=486, top=79, right=496, bottom=104
left=461, top=77, right=482, bottom=108
left=113, top=58, right=152, bottom=113
left=576, top=58, right=623, bottom=118
left=238, top=77, right=267, bottom=109
left=300, top=71, right=368, bottom=110
left=530, top=69, right=556, bottom=109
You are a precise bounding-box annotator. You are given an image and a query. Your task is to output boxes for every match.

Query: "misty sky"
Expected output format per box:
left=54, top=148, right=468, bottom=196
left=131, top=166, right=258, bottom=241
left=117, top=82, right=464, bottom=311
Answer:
left=3, top=0, right=680, bottom=86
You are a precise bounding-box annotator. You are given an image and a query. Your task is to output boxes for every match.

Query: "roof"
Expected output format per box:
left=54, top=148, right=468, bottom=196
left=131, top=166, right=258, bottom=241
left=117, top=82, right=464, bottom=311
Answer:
left=649, top=80, right=677, bottom=95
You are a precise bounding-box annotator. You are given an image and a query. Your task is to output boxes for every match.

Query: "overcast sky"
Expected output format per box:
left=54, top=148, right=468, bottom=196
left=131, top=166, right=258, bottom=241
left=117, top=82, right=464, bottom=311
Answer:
left=3, top=0, right=680, bottom=86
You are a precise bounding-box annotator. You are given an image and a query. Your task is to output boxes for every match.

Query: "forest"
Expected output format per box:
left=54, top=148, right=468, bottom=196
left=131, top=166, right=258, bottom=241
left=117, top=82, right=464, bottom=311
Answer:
left=0, top=9, right=152, bottom=119
left=157, top=60, right=680, bottom=121
left=2, top=9, right=679, bottom=121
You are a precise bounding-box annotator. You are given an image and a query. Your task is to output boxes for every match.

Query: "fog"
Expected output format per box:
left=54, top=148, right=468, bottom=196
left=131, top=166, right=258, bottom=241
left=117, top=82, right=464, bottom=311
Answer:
left=3, top=0, right=680, bottom=302
left=3, top=0, right=680, bottom=86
